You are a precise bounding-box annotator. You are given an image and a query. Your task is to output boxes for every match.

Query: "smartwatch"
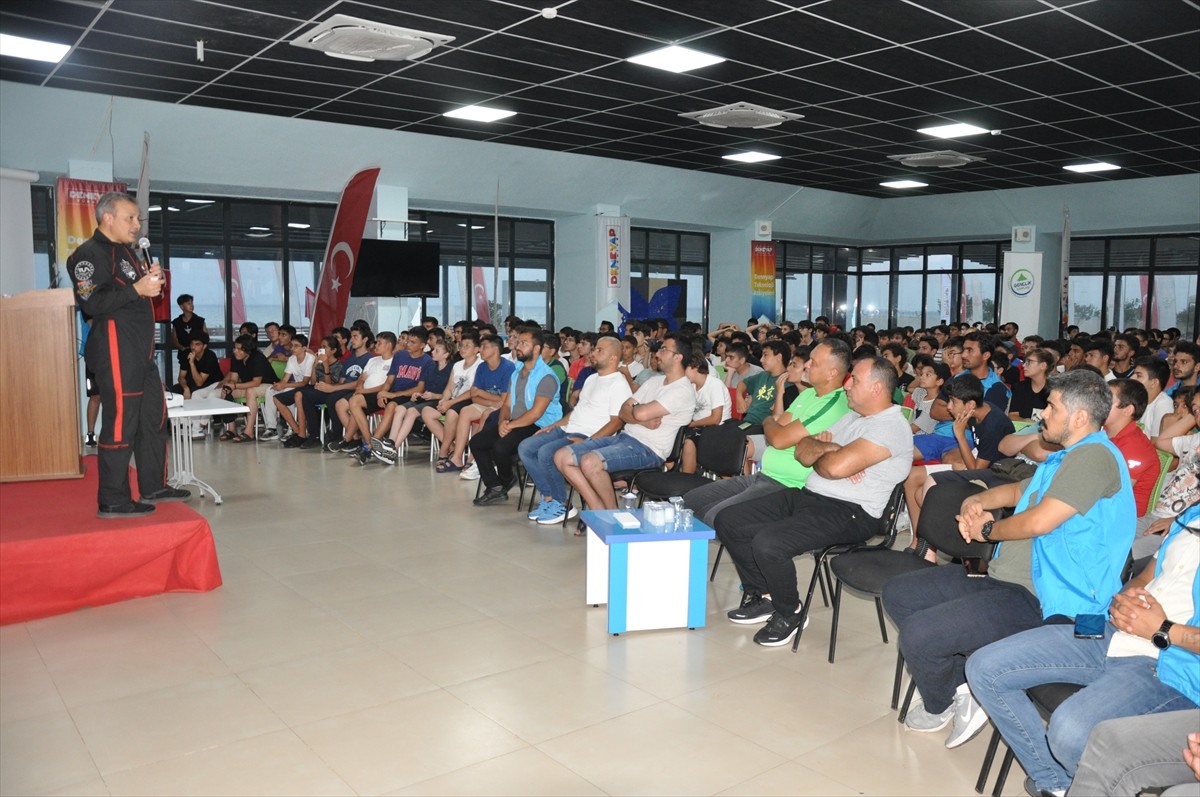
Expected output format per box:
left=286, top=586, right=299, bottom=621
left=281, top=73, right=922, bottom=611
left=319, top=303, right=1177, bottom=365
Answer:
left=980, top=519, right=995, bottom=542
left=1152, top=620, right=1174, bottom=650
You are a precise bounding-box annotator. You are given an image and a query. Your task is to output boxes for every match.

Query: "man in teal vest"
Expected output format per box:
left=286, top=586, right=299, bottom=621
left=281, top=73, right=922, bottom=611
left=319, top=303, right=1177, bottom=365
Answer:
left=471, top=326, right=562, bottom=506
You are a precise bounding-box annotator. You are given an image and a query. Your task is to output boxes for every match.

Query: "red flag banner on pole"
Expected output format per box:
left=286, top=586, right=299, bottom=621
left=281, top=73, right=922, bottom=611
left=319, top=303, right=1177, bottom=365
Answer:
left=309, top=167, right=381, bottom=348
left=304, top=287, right=316, bottom=320
left=471, top=266, right=491, bottom=324
left=218, top=260, right=248, bottom=326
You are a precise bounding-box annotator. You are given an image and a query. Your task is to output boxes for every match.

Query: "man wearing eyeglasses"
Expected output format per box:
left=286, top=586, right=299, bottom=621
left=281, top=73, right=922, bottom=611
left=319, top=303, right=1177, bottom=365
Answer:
left=554, top=332, right=697, bottom=510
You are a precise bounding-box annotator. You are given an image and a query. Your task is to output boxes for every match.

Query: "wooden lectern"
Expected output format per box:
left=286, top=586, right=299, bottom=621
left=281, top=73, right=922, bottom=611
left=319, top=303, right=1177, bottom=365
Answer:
left=0, top=289, right=84, bottom=481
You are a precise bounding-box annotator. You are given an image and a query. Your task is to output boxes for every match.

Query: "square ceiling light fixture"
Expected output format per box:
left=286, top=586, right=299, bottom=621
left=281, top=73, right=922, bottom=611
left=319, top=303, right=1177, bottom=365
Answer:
left=291, top=15, right=453, bottom=62
left=444, top=105, right=515, bottom=122
left=918, top=122, right=991, bottom=138
left=723, top=151, right=781, bottom=164
left=1063, top=162, right=1120, bottom=173
left=627, top=45, right=725, bottom=73
left=0, top=33, right=70, bottom=63
left=880, top=180, right=929, bottom=189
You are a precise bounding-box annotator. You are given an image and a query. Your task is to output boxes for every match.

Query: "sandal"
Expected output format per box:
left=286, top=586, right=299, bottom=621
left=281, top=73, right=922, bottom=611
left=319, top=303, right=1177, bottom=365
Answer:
left=218, top=429, right=235, bottom=441
left=230, top=432, right=254, bottom=443
left=436, top=460, right=462, bottom=473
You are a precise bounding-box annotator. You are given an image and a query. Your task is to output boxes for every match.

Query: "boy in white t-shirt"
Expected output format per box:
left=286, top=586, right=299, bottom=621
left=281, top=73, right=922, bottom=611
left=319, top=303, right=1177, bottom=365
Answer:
left=259, top=334, right=315, bottom=440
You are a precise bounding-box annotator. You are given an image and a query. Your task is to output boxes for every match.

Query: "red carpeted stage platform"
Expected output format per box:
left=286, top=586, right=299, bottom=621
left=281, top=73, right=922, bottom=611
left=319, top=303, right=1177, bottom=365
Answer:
left=0, top=457, right=222, bottom=625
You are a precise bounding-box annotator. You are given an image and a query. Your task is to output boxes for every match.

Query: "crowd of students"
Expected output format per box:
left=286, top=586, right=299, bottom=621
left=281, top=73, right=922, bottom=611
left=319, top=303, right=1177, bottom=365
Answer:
left=174, top=309, right=1199, bottom=796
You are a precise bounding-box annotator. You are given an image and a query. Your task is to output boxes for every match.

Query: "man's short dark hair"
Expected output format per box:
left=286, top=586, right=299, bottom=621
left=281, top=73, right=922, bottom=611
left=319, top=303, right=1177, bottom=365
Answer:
left=176, top=294, right=193, bottom=306
left=407, top=326, right=430, bottom=343
left=881, top=342, right=907, bottom=361
left=517, top=324, right=545, bottom=349
left=578, top=332, right=599, bottom=348
left=292, top=333, right=308, bottom=348
left=797, top=320, right=814, bottom=331
left=1133, top=356, right=1169, bottom=390
left=685, top=352, right=709, bottom=373
left=265, top=321, right=280, bottom=331
left=332, top=326, right=350, bottom=341
left=279, top=324, right=296, bottom=337
left=542, top=332, right=559, bottom=352
left=964, top=331, right=995, bottom=359
left=919, top=335, right=939, bottom=351
left=946, top=373, right=985, bottom=406
left=865, top=355, right=898, bottom=396
left=233, top=334, right=256, bottom=353
left=991, top=348, right=1010, bottom=372
left=725, top=343, right=750, bottom=361
left=818, top=337, right=853, bottom=376
left=1110, top=378, right=1148, bottom=421
left=422, top=315, right=438, bottom=326
left=1048, top=369, right=1112, bottom=430
left=192, top=330, right=209, bottom=346
left=852, top=344, right=878, bottom=360
left=1175, top=341, right=1200, bottom=361
left=1084, top=338, right=1114, bottom=360
left=459, top=329, right=480, bottom=347
left=376, top=331, right=397, bottom=346
left=761, top=339, right=791, bottom=365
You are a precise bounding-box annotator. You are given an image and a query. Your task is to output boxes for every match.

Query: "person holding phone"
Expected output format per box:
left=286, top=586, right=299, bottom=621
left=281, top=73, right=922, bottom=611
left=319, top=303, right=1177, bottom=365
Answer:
left=966, top=505, right=1199, bottom=797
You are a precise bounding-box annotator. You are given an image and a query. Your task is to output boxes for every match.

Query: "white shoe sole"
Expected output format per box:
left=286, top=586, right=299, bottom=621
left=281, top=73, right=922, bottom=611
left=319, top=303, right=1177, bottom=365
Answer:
left=946, top=709, right=990, bottom=748
left=537, top=506, right=579, bottom=525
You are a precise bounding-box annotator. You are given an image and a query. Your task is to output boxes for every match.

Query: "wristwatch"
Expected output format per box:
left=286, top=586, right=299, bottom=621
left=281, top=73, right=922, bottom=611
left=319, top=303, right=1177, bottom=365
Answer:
left=1152, top=620, right=1175, bottom=650
left=980, top=519, right=995, bottom=542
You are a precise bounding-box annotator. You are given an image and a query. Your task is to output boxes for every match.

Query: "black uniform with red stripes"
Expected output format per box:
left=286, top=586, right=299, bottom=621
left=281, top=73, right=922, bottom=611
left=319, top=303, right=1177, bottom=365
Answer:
left=70, top=229, right=169, bottom=508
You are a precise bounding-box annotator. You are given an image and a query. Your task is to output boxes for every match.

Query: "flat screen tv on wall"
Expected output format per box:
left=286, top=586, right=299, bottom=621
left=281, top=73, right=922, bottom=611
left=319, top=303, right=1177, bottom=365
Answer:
left=351, top=239, right=440, bottom=297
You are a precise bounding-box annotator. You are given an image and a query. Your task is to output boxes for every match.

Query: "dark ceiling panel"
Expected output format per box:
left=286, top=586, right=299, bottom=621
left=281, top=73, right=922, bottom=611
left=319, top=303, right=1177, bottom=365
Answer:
left=0, top=0, right=1194, bottom=197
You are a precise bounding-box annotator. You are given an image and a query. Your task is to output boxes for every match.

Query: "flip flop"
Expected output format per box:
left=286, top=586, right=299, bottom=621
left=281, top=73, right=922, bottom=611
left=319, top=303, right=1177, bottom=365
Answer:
left=218, top=430, right=235, bottom=441
left=230, top=432, right=254, bottom=443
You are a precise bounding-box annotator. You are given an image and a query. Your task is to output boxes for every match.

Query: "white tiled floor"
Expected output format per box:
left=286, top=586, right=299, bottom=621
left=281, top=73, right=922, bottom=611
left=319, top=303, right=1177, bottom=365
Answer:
left=0, top=440, right=1029, bottom=796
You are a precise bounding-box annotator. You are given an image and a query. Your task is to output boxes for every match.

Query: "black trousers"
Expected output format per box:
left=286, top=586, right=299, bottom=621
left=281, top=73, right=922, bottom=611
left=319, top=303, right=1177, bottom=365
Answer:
left=92, top=354, right=169, bottom=507
left=296, top=386, right=354, bottom=438
left=469, top=421, right=538, bottom=489
left=714, top=488, right=881, bottom=615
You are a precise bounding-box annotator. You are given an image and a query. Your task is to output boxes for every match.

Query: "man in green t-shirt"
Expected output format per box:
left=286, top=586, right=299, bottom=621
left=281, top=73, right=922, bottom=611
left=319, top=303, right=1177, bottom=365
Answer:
left=683, top=339, right=852, bottom=526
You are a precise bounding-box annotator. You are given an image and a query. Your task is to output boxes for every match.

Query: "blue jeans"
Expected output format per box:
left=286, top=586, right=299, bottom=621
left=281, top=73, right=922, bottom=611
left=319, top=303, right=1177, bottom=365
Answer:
left=965, top=624, right=1198, bottom=794
left=564, top=432, right=661, bottom=473
left=517, top=428, right=585, bottom=503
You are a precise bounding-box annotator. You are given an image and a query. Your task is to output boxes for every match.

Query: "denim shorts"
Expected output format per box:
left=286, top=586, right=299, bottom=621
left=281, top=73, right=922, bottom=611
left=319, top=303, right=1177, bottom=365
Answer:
left=566, top=432, right=661, bottom=472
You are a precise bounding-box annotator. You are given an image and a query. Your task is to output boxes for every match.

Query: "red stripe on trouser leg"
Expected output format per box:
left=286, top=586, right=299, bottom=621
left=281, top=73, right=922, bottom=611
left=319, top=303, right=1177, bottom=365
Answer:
left=107, top=320, right=124, bottom=442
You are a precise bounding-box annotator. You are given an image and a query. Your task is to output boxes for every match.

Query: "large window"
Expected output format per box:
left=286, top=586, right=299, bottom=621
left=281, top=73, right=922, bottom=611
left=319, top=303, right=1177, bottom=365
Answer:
left=630, top=228, right=710, bottom=328
left=412, top=212, right=554, bottom=328
left=1068, top=234, right=1198, bottom=337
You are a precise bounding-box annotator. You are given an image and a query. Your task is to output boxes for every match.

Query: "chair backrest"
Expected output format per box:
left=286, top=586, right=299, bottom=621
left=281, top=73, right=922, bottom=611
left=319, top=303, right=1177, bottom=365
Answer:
left=694, top=422, right=749, bottom=477
left=899, top=405, right=914, bottom=422
left=1144, top=449, right=1173, bottom=515
left=661, top=425, right=689, bottom=470
left=916, top=479, right=995, bottom=560
left=271, top=359, right=287, bottom=380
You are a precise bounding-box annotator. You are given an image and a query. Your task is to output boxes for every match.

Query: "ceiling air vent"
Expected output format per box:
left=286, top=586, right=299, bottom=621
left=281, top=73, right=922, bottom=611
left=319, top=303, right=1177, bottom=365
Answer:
left=888, top=150, right=986, bottom=168
left=679, top=102, right=804, bottom=129
left=291, top=14, right=454, bottom=62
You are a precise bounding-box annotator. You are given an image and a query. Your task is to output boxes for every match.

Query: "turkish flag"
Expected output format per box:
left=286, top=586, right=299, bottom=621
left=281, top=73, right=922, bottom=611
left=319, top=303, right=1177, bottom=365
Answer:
left=217, top=259, right=247, bottom=326
left=309, top=168, right=381, bottom=348
left=304, top=286, right=316, bottom=320
left=472, top=266, right=490, bottom=324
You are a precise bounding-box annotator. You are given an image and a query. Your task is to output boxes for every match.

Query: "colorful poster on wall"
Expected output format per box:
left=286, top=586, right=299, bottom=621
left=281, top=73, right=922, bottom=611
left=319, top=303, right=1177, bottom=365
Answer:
left=55, top=177, right=128, bottom=283
left=596, top=215, right=630, bottom=329
left=749, top=241, right=776, bottom=322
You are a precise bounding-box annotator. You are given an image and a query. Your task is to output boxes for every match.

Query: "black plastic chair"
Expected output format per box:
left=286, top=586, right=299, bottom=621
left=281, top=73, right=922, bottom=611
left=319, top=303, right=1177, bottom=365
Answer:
left=637, top=422, right=748, bottom=502
left=563, top=426, right=690, bottom=528
left=825, top=479, right=994, bottom=662
left=975, top=683, right=1083, bottom=797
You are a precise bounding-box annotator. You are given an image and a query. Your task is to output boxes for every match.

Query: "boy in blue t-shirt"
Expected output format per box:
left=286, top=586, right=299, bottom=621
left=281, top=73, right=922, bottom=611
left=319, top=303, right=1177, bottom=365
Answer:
left=441, top=336, right=516, bottom=471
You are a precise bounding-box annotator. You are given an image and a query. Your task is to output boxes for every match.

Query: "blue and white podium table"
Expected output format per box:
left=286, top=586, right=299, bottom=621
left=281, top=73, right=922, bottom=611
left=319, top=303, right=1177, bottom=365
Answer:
left=581, top=509, right=716, bottom=635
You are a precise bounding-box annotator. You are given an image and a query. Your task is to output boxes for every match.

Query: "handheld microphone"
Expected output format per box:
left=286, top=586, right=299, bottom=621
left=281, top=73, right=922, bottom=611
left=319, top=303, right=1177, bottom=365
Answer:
left=137, top=237, right=160, bottom=280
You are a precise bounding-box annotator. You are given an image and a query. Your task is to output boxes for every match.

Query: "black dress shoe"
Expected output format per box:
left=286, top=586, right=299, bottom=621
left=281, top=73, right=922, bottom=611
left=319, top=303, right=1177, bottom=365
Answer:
left=473, top=486, right=509, bottom=506
left=141, top=487, right=192, bottom=503
left=97, top=501, right=156, bottom=519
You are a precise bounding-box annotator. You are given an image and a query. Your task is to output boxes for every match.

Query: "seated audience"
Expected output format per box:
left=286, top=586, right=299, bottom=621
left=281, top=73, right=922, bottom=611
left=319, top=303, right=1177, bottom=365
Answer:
left=1066, top=709, right=1200, bottom=797
left=442, top=335, right=516, bottom=475
left=369, top=337, right=455, bottom=464
left=218, top=333, right=277, bottom=441
left=430, top=331, right=482, bottom=471
left=1134, top=355, right=1175, bottom=440
left=715, top=356, right=912, bottom=646
left=329, top=332, right=396, bottom=452
left=1105, top=378, right=1161, bottom=517
left=279, top=335, right=342, bottom=448
left=1008, top=347, right=1056, bottom=420
left=259, top=332, right=314, bottom=441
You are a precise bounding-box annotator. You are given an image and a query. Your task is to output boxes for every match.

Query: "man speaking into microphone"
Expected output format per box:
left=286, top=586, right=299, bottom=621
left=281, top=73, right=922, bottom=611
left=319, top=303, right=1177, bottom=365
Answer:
left=69, top=191, right=189, bottom=517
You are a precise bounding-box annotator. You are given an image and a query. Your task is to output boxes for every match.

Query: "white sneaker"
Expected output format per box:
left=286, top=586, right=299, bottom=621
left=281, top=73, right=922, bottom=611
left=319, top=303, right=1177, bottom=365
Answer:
left=459, top=461, right=480, bottom=480
left=945, top=683, right=989, bottom=748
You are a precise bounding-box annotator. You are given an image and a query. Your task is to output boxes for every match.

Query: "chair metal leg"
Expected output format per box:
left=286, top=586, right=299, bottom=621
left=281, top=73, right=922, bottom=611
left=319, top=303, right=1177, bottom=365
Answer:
left=790, top=553, right=827, bottom=652
left=875, top=597, right=889, bottom=644
left=992, top=746, right=1015, bottom=797
left=816, top=559, right=830, bottom=607
left=563, top=486, right=576, bottom=528
left=898, top=680, right=917, bottom=723
left=892, top=651, right=905, bottom=710
left=709, top=543, right=724, bottom=581
left=975, top=727, right=1001, bottom=794
left=828, top=578, right=843, bottom=664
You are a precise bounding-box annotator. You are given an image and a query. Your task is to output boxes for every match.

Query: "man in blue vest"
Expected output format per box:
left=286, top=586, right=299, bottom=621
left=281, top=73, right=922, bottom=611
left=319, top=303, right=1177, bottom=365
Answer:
left=883, top=369, right=1135, bottom=750
left=470, top=326, right=562, bottom=506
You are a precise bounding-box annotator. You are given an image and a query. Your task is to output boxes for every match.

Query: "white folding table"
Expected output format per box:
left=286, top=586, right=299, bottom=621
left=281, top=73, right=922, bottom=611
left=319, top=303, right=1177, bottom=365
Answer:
left=167, top=397, right=249, bottom=504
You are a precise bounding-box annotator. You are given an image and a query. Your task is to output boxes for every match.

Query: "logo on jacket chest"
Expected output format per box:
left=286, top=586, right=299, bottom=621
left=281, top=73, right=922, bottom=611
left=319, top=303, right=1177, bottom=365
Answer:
left=119, top=259, right=138, bottom=281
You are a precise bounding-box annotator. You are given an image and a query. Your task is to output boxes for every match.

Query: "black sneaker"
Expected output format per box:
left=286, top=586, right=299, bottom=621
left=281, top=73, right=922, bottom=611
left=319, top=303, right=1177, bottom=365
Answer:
left=299, top=436, right=321, bottom=450
left=473, top=486, right=508, bottom=506
left=84, top=432, right=97, bottom=447
left=282, top=434, right=305, bottom=448
left=752, top=609, right=810, bottom=647
left=338, top=439, right=361, bottom=453
left=260, top=427, right=279, bottom=441
left=353, top=447, right=372, bottom=465
left=727, top=592, right=774, bottom=625
left=324, top=438, right=344, bottom=453
left=97, top=501, right=155, bottom=519
left=141, top=487, right=191, bottom=503
left=371, top=442, right=398, bottom=465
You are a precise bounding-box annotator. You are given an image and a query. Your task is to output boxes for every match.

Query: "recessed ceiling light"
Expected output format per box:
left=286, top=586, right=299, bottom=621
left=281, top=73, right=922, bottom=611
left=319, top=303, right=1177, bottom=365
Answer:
left=287, top=222, right=311, bottom=229
left=167, top=206, right=180, bottom=212
left=722, top=151, right=780, bottom=164
left=249, top=226, right=270, bottom=231
left=456, top=223, right=486, bottom=229
left=0, top=33, right=70, bottom=63
left=184, top=198, right=214, bottom=204
left=1063, top=162, right=1120, bottom=173
left=917, top=122, right=990, bottom=139
left=443, top=105, right=515, bottom=122
left=880, top=180, right=928, bottom=189
left=627, top=45, right=725, bottom=73
left=148, top=205, right=162, bottom=212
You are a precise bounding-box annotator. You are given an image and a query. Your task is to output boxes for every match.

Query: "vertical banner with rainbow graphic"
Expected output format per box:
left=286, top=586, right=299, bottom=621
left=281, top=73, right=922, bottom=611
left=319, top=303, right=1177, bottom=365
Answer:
left=55, top=177, right=127, bottom=286
left=596, top=215, right=629, bottom=327
left=749, top=241, right=777, bottom=322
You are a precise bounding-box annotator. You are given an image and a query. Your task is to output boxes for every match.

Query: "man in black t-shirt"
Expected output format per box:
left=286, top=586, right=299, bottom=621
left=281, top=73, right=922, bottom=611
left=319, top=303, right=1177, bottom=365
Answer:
left=172, top=330, right=221, bottom=399
left=170, top=293, right=206, bottom=381
left=218, top=334, right=277, bottom=441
